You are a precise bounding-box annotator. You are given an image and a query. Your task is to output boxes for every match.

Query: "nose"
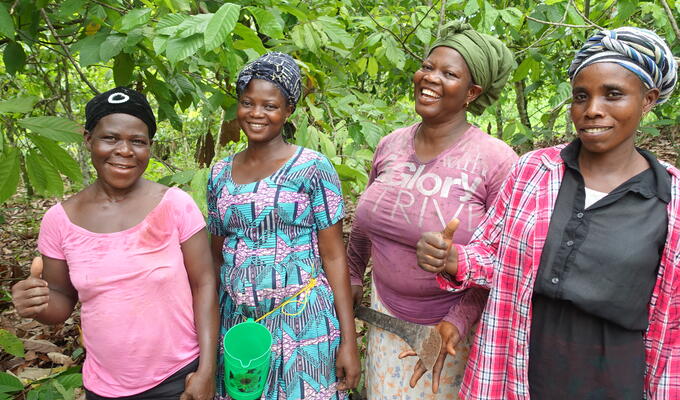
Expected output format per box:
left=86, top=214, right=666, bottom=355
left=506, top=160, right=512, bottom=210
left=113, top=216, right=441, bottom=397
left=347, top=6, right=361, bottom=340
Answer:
left=422, top=70, right=441, bottom=84
left=114, top=140, right=134, bottom=156
left=583, top=97, right=605, bottom=119
left=249, top=105, right=265, bottom=118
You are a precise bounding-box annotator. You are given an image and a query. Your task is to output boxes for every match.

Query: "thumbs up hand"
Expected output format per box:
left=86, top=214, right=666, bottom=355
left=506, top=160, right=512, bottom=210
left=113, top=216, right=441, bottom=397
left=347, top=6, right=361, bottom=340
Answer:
left=416, top=219, right=460, bottom=275
left=12, top=257, right=50, bottom=318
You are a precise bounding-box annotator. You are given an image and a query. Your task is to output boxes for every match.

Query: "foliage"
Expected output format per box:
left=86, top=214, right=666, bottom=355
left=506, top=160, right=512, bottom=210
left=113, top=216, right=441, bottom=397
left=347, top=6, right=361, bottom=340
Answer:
left=1, top=0, right=679, bottom=204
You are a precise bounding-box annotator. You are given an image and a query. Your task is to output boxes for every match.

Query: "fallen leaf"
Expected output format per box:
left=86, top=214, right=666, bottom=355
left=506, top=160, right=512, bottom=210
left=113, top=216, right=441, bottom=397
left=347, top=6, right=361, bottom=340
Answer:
left=23, top=339, right=60, bottom=353
left=47, top=352, right=73, bottom=366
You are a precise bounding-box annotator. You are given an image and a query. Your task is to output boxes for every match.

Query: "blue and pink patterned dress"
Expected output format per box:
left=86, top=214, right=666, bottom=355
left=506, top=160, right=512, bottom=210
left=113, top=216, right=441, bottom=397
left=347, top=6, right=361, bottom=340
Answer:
left=207, top=146, right=347, bottom=400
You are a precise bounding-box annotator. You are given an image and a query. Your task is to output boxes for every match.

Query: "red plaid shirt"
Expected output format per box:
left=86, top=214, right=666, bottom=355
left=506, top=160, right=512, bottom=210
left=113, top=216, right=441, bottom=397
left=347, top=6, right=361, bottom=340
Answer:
left=438, top=145, right=680, bottom=399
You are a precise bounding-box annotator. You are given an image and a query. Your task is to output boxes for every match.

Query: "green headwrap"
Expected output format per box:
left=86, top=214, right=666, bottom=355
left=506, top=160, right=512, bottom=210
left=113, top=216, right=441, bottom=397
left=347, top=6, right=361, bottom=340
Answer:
left=429, top=21, right=515, bottom=115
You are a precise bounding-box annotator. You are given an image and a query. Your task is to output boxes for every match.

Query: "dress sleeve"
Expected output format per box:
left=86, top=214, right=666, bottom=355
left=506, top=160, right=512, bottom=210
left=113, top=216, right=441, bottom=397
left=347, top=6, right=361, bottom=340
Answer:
left=206, top=161, right=227, bottom=237
left=170, top=188, right=207, bottom=243
left=310, top=155, right=345, bottom=230
left=37, top=205, right=67, bottom=260
left=485, top=148, right=519, bottom=208
left=441, top=288, right=488, bottom=337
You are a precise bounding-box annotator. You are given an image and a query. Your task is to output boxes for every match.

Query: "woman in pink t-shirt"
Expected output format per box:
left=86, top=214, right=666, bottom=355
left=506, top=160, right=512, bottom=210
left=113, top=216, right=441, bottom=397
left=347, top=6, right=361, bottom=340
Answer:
left=347, top=23, right=517, bottom=399
left=11, top=87, right=218, bottom=400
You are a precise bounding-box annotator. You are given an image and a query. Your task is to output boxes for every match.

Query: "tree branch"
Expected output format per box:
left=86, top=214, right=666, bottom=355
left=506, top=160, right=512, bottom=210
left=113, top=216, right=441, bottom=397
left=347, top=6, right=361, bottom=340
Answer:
left=357, top=2, right=422, bottom=60
left=90, top=0, right=128, bottom=13
left=525, top=15, right=596, bottom=29
left=41, top=9, right=99, bottom=95
left=659, top=0, right=680, bottom=41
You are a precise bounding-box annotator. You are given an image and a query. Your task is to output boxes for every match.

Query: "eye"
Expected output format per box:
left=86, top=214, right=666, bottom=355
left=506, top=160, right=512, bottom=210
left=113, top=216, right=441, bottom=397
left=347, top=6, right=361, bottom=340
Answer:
left=572, top=93, right=587, bottom=103
left=132, top=139, right=148, bottom=145
left=239, top=99, right=252, bottom=107
left=420, top=63, right=433, bottom=71
left=606, top=90, right=623, bottom=99
left=101, top=135, right=116, bottom=142
left=445, top=71, right=457, bottom=78
left=265, top=104, right=278, bottom=111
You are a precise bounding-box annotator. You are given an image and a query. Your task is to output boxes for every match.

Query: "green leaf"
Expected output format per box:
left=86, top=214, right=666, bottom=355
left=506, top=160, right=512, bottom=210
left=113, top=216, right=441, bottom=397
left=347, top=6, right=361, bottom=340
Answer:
left=176, top=14, right=212, bottom=38
left=360, top=121, right=383, bottom=148
left=26, top=149, right=64, bottom=196
left=0, top=95, right=39, bottom=114
left=232, top=23, right=266, bottom=54
left=57, top=0, right=84, bottom=18
left=155, top=13, right=186, bottom=34
left=166, top=34, right=203, bottom=63
left=3, top=41, right=26, bottom=75
left=99, top=33, right=126, bottom=61
left=247, top=7, right=283, bottom=39
left=383, top=36, right=405, bottom=69
left=512, top=57, right=534, bottom=82
left=0, top=329, right=24, bottom=358
left=414, top=25, right=430, bottom=45
left=367, top=57, right=378, bottom=78
left=277, top=4, right=308, bottom=22
left=0, top=148, right=20, bottom=203
left=113, top=52, right=134, bottom=86
left=316, top=16, right=353, bottom=48
left=205, top=3, right=240, bottom=51
left=71, top=32, right=107, bottom=67
left=189, top=167, right=209, bottom=216
left=464, top=0, right=480, bottom=16
left=29, top=135, right=82, bottom=184
left=18, top=117, right=83, bottom=143
left=0, top=3, right=15, bottom=39
left=483, top=1, right=499, bottom=31
left=318, top=130, right=336, bottom=158
left=119, top=8, right=151, bottom=32
left=0, top=372, right=23, bottom=394
left=614, top=0, right=638, bottom=22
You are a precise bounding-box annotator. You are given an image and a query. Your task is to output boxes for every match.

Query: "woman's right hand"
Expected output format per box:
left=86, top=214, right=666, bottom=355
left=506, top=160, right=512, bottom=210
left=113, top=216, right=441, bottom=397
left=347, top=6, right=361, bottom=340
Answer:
left=12, top=257, right=49, bottom=318
left=416, top=219, right=459, bottom=276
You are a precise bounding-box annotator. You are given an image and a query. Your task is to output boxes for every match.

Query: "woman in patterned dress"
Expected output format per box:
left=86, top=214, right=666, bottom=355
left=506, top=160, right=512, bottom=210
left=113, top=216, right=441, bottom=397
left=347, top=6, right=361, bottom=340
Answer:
left=207, top=52, right=360, bottom=400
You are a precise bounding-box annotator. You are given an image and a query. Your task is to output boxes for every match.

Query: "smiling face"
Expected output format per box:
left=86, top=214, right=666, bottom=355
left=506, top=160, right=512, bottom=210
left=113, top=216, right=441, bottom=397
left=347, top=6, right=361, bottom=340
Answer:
left=413, top=46, right=482, bottom=123
left=571, top=62, right=659, bottom=155
left=86, top=113, right=151, bottom=190
left=237, top=79, right=293, bottom=144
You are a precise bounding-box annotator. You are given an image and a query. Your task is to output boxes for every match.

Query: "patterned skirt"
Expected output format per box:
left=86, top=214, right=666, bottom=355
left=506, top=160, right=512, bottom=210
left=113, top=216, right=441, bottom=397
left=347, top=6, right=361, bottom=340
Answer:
left=216, top=274, right=348, bottom=400
left=365, top=284, right=472, bottom=399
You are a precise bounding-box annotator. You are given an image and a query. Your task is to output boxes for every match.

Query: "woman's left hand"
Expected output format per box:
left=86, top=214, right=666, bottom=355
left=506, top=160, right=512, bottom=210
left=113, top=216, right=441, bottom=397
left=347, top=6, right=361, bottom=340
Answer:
left=335, top=340, right=361, bottom=391
left=179, top=370, right=215, bottom=400
left=398, top=320, right=461, bottom=393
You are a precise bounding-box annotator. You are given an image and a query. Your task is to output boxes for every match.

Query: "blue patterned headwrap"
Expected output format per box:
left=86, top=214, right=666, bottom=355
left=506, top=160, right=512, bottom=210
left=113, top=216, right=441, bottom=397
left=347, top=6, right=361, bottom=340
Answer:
left=236, top=52, right=302, bottom=108
left=568, top=27, right=678, bottom=104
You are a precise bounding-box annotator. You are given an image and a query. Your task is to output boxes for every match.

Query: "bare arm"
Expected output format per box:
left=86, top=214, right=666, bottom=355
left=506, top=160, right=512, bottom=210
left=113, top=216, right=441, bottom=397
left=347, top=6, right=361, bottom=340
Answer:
left=12, top=256, right=78, bottom=325
left=318, top=222, right=361, bottom=390
left=180, top=228, right=219, bottom=400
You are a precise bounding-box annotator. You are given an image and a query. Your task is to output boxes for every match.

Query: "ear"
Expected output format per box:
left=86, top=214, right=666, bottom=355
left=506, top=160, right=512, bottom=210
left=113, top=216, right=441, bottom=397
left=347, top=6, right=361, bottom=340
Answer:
left=284, top=104, right=294, bottom=120
left=641, top=87, right=660, bottom=114
left=84, top=129, right=93, bottom=151
left=466, top=84, right=483, bottom=105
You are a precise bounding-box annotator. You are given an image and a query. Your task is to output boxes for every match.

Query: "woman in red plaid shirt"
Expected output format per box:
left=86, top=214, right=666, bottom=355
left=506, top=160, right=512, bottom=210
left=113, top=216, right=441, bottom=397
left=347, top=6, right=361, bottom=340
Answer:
left=414, top=27, right=680, bottom=399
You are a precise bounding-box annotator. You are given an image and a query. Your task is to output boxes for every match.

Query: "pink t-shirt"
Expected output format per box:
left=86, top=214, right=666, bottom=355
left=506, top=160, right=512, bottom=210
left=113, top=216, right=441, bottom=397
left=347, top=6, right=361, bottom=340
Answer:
left=348, top=123, right=518, bottom=332
left=37, top=187, right=205, bottom=397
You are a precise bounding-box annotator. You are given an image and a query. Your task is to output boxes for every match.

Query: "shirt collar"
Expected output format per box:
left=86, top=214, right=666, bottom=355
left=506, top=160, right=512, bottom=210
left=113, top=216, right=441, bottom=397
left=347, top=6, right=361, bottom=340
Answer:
left=559, top=139, right=671, bottom=203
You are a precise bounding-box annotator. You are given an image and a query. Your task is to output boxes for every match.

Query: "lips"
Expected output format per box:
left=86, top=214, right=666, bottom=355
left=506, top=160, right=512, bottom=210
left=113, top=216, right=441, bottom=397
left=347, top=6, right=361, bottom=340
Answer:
left=247, top=121, right=268, bottom=131
left=108, top=162, right=135, bottom=170
left=579, top=126, right=612, bottom=135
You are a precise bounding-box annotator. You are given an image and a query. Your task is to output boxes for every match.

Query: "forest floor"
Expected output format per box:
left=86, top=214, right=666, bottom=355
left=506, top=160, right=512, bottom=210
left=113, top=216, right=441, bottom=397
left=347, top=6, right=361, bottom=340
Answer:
left=1, top=131, right=677, bottom=398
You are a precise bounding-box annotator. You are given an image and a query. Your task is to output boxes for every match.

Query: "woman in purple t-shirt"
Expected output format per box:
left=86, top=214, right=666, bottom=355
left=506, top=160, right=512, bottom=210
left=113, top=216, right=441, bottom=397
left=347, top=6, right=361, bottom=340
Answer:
left=347, top=23, right=517, bottom=399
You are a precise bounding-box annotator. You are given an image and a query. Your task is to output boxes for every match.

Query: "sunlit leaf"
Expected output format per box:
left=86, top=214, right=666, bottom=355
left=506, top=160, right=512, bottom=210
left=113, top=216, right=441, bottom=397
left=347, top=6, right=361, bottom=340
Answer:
left=205, top=3, right=240, bottom=51
left=0, top=95, right=39, bottom=114
left=29, top=134, right=83, bottom=184
left=3, top=42, right=25, bottom=75
left=18, top=117, right=83, bottom=143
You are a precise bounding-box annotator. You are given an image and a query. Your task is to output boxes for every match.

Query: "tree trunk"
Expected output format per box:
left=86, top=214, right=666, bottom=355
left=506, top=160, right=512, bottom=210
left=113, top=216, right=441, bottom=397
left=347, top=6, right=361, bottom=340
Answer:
left=514, top=80, right=533, bottom=153
left=495, top=104, right=503, bottom=138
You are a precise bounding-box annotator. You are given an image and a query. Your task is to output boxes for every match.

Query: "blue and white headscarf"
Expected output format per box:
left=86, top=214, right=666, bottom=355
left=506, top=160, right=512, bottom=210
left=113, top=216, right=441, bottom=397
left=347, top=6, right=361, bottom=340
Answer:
left=236, top=52, right=302, bottom=108
left=568, top=27, right=678, bottom=104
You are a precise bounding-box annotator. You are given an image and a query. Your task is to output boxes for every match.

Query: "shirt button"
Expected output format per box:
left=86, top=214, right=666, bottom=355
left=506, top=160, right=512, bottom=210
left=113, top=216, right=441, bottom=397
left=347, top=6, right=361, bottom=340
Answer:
left=551, top=277, right=559, bottom=284
left=576, top=212, right=584, bottom=218
left=566, top=240, right=574, bottom=246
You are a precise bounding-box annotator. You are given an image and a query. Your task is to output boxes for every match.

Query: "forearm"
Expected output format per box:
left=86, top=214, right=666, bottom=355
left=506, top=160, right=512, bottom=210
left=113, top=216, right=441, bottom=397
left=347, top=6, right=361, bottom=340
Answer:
left=35, top=289, right=77, bottom=325
left=441, top=287, right=488, bottom=337
left=346, top=225, right=371, bottom=287
left=191, top=281, right=219, bottom=375
left=324, top=258, right=357, bottom=342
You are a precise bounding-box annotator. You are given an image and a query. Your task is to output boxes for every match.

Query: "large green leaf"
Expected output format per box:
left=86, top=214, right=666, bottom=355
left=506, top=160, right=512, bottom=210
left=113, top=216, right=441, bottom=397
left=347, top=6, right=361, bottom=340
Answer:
left=3, top=42, right=25, bottom=75
left=0, top=329, right=24, bottom=358
left=205, top=3, right=240, bottom=51
left=0, top=148, right=20, bottom=203
left=316, top=16, right=353, bottom=48
left=0, top=3, right=14, bottom=39
left=18, top=117, right=83, bottom=143
left=176, top=14, right=211, bottom=38
left=360, top=121, right=383, bottom=148
left=247, top=7, right=282, bottom=39
left=166, top=33, right=203, bottom=63
left=155, top=13, right=187, bottom=35
left=71, top=32, right=107, bottom=67
left=29, top=135, right=83, bottom=184
left=100, top=33, right=126, bottom=61
left=26, top=150, right=64, bottom=197
left=0, top=372, right=23, bottom=394
left=0, top=95, right=39, bottom=114
left=119, top=8, right=151, bottom=32
left=113, top=52, right=134, bottom=86
left=383, top=36, right=405, bottom=69
left=232, top=23, right=266, bottom=54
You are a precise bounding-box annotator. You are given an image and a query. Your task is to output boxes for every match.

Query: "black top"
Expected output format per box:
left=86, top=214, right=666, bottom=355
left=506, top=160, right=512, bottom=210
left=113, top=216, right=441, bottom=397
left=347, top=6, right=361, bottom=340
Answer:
left=528, top=139, right=671, bottom=400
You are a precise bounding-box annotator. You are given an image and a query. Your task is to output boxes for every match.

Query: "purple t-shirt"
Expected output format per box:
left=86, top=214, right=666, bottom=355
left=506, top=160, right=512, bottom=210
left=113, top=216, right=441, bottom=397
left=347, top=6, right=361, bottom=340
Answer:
left=347, top=123, right=517, bottom=333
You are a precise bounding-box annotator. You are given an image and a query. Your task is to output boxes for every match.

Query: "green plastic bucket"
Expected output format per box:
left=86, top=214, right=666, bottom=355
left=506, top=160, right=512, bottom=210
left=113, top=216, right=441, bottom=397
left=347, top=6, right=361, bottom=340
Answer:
left=223, top=318, right=273, bottom=400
